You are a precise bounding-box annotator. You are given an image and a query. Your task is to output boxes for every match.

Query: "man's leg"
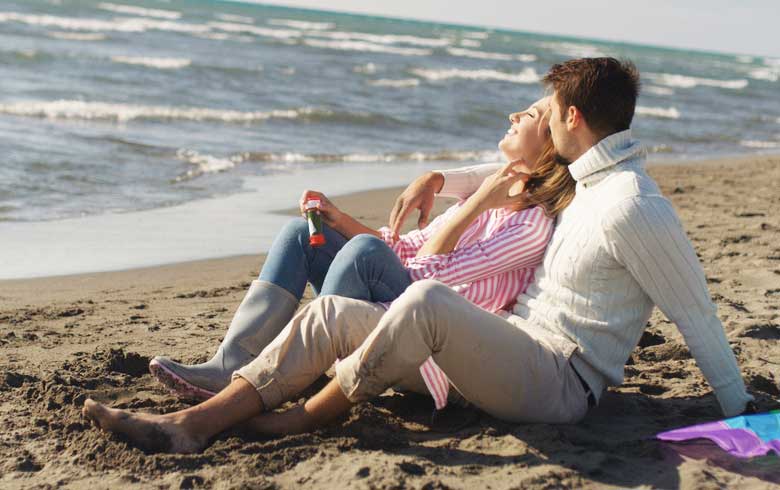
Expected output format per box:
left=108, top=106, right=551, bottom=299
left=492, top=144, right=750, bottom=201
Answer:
left=335, top=280, right=589, bottom=424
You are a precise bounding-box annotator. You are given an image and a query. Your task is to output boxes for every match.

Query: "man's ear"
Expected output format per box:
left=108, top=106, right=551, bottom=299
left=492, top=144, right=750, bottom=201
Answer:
left=566, top=106, right=581, bottom=131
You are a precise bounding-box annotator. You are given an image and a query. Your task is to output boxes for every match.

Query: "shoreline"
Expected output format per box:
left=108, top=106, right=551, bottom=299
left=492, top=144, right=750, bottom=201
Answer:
left=2, top=153, right=779, bottom=283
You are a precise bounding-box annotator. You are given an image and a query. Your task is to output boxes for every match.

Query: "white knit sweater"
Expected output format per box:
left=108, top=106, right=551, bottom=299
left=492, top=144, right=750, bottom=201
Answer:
left=436, top=130, right=752, bottom=416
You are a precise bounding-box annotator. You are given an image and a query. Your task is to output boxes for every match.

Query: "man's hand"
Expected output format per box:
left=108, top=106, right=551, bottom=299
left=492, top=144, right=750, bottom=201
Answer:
left=300, top=190, right=343, bottom=228
left=388, top=171, right=444, bottom=239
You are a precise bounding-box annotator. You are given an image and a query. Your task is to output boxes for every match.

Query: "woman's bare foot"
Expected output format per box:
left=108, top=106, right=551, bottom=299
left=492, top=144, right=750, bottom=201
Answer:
left=82, top=399, right=207, bottom=454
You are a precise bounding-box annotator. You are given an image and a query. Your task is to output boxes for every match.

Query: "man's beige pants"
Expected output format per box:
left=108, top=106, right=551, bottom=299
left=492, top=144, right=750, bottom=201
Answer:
left=234, top=280, right=589, bottom=424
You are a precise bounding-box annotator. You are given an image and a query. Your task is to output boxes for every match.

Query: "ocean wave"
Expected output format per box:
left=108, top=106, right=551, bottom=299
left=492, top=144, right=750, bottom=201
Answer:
left=47, top=31, right=106, bottom=41
left=462, top=31, right=490, bottom=40
left=174, top=148, right=501, bottom=181
left=635, top=106, right=680, bottom=119
left=764, top=57, right=780, bottom=67
left=214, top=13, right=254, bottom=24
left=208, top=21, right=301, bottom=39
left=445, top=47, right=536, bottom=62
left=459, top=39, right=481, bottom=48
left=174, top=149, right=236, bottom=182
left=111, top=56, right=191, bottom=69
left=643, top=85, right=675, bottom=96
left=0, top=100, right=353, bottom=124
left=369, top=78, right=420, bottom=88
left=539, top=41, right=607, bottom=58
left=736, top=55, right=754, bottom=63
left=645, top=72, right=748, bottom=90
left=268, top=18, right=334, bottom=31
left=310, top=30, right=451, bottom=48
left=0, top=11, right=210, bottom=34
left=97, top=2, right=181, bottom=20
left=740, top=140, right=780, bottom=149
left=353, top=62, right=379, bottom=74
left=303, top=39, right=432, bottom=56
left=410, top=67, right=540, bottom=84
left=748, top=67, right=779, bottom=82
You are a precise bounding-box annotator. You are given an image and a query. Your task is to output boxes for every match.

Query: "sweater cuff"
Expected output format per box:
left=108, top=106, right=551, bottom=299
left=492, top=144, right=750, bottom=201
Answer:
left=713, top=377, right=754, bottom=417
left=434, top=163, right=499, bottom=199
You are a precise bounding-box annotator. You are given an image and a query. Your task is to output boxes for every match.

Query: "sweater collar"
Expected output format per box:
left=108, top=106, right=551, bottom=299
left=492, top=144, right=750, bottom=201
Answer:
left=567, top=129, right=645, bottom=183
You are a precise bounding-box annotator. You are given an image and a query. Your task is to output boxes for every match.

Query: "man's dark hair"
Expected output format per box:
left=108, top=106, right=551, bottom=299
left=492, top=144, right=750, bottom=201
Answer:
left=543, top=57, right=640, bottom=138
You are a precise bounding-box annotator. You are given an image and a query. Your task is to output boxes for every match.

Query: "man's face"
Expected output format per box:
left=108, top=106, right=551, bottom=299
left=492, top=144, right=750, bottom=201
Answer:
left=548, top=92, right=573, bottom=164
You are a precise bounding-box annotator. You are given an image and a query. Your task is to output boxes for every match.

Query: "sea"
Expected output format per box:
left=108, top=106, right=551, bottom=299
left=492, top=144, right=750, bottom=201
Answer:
left=1, top=0, right=779, bottom=278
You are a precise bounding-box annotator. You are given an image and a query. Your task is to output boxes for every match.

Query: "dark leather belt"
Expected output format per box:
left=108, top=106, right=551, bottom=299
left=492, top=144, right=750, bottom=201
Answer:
left=571, top=364, right=597, bottom=409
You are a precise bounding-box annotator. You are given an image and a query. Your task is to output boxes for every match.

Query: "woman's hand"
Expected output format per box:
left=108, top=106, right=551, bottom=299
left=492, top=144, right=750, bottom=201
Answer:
left=468, top=161, right=530, bottom=212
left=299, top=190, right=343, bottom=227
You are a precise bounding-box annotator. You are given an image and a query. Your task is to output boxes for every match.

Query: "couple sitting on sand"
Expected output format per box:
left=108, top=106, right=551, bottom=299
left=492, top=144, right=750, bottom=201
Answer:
left=83, top=57, right=753, bottom=454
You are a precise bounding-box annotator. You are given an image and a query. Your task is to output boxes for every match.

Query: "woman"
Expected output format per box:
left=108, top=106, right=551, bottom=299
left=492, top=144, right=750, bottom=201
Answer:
left=150, top=96, right=572, bottom=402
left=85, top=96, right=575, bottom=452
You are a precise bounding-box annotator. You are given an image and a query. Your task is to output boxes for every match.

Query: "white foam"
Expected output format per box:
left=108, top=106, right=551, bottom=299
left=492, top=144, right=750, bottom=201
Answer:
left=369, top=78, right=420, bottom=88
left=175, top=149, right=236, bottom=181
left=0, top=100, right=323, bottom=123
left=445, top=47, right=537, bottom=62
left=459, top=39, right=481, bottom=48
left=736, top=55, right=754, bottom=63
left=353, top=62, right=379, bottom=74
left=268, top=18, right=334, bottom=31
left=0, top=11, right=210, bottom=34
left=740, top=140, right=780, bottom=149
left=748, top=67, right=779, bottom=82
left=540, top=41, right=607, bottom=58
left=635, top=106, right=680, bottom=119
left=214, top=13, right=254, bottom=24
left=47, top=31, right=106, bottom=41
left=643, top=85, right=675, bottom=96
left=303, top=39, right=432, bottom=57
left=645, top=72, right=748, bottom=90
left=410, top=67, right=540, bottom=84
left=208, top=21, right=301, bottom=39
left=764, top=57, right=780, bottom=67
left=311, top=30, right=451, bottom=48
left=97, top=2, right=181, bottom=20
left=111, top=56, right=191, bottom=69
left=462, top=31, right=490, bottom=40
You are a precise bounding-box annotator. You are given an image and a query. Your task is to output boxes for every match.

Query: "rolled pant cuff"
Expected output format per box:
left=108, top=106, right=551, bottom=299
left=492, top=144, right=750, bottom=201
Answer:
left=232, top=369, right=286, bottom=411
left=334, top=354, right=372, bottom=403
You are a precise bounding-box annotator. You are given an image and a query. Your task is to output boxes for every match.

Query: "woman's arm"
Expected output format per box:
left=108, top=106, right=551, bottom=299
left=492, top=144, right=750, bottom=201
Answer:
left=416, top=161, right=528, bottom=257
left=299, top=190, right=379, bottom=240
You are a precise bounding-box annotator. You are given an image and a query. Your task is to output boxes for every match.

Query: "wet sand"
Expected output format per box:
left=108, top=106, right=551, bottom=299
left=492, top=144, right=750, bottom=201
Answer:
left=1, top=156, right=779, bottom=489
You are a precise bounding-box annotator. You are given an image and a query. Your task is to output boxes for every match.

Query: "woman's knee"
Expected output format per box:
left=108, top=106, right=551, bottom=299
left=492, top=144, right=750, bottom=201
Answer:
left=338, top=234, right=389, bottom=260
left=278, top=218, right=310, bottom=243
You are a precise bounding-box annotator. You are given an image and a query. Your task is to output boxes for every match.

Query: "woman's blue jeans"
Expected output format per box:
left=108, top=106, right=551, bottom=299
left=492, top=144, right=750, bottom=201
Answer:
left=258, top=219, right=413, bottom=303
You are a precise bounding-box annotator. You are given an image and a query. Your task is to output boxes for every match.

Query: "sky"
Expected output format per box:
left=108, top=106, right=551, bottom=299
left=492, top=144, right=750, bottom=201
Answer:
left=230, top=0, right=780, bottom=58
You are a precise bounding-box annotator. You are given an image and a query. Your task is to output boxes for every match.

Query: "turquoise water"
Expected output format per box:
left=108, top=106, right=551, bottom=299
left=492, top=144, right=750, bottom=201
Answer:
left=1, top=0, right=779, bottom=223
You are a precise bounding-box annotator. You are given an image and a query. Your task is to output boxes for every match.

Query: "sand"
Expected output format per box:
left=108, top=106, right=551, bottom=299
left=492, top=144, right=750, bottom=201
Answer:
left=1, top=156, right=779, bottom=489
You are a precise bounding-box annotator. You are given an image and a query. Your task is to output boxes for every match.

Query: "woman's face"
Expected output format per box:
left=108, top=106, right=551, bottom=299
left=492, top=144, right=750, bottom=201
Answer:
left=498, top=96, right=551, bottom=174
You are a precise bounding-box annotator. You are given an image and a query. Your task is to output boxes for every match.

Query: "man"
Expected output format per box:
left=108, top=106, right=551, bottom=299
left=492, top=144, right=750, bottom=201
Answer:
left=83, top=58, right=752, bottom=453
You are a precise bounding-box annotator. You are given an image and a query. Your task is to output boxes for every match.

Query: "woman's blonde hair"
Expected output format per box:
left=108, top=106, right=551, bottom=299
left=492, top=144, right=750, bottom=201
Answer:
left=515, top=137, right=576, bottom=218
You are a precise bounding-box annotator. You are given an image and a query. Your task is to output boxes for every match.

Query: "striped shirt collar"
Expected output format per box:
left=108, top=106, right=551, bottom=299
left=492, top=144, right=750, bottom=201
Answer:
left=568, top=129, right=645, bottom=185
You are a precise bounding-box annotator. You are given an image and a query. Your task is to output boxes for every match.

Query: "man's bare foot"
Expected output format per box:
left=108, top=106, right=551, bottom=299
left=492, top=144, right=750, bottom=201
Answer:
left=82, top=399, right=207, bottom=454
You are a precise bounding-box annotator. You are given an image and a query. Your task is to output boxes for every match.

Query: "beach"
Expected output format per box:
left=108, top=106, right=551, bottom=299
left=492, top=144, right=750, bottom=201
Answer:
left=1, top=155, right=779, bottom=489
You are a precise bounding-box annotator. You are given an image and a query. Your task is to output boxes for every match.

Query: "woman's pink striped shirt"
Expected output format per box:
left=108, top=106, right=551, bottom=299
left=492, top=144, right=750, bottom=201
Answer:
left=379, top=202, right=553, bottom=314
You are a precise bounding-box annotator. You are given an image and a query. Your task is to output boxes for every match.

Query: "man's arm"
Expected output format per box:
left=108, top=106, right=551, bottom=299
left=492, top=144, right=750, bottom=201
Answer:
left=388, top=163, right=501, bottom=238
left=604, top=196, right=753, bottom=417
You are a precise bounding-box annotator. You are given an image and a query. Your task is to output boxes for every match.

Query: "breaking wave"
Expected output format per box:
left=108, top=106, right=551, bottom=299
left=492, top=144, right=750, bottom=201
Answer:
left=111, top=56, right=191, bottom=69
left=445, top=47, right=536, bottom=62
left=174, top=149, right=501, bottom=181
left=410, top=67, right=540, bottom=84
left=369, top=78, right=420, bottom=88
left=635, top=106, right=681, bottom=119
left=46, top=31, right=106, bottom=41
left=645, top=72, right=748, bottom=90
left=303, top=39, right=432, bottom=57
left=268, top=18, right=334, bottom=30
left=0, top=100, right=391, bottom=125
left=97, top=3, right=181, bottom=20
left=740, top=140, right=780, bottom=149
